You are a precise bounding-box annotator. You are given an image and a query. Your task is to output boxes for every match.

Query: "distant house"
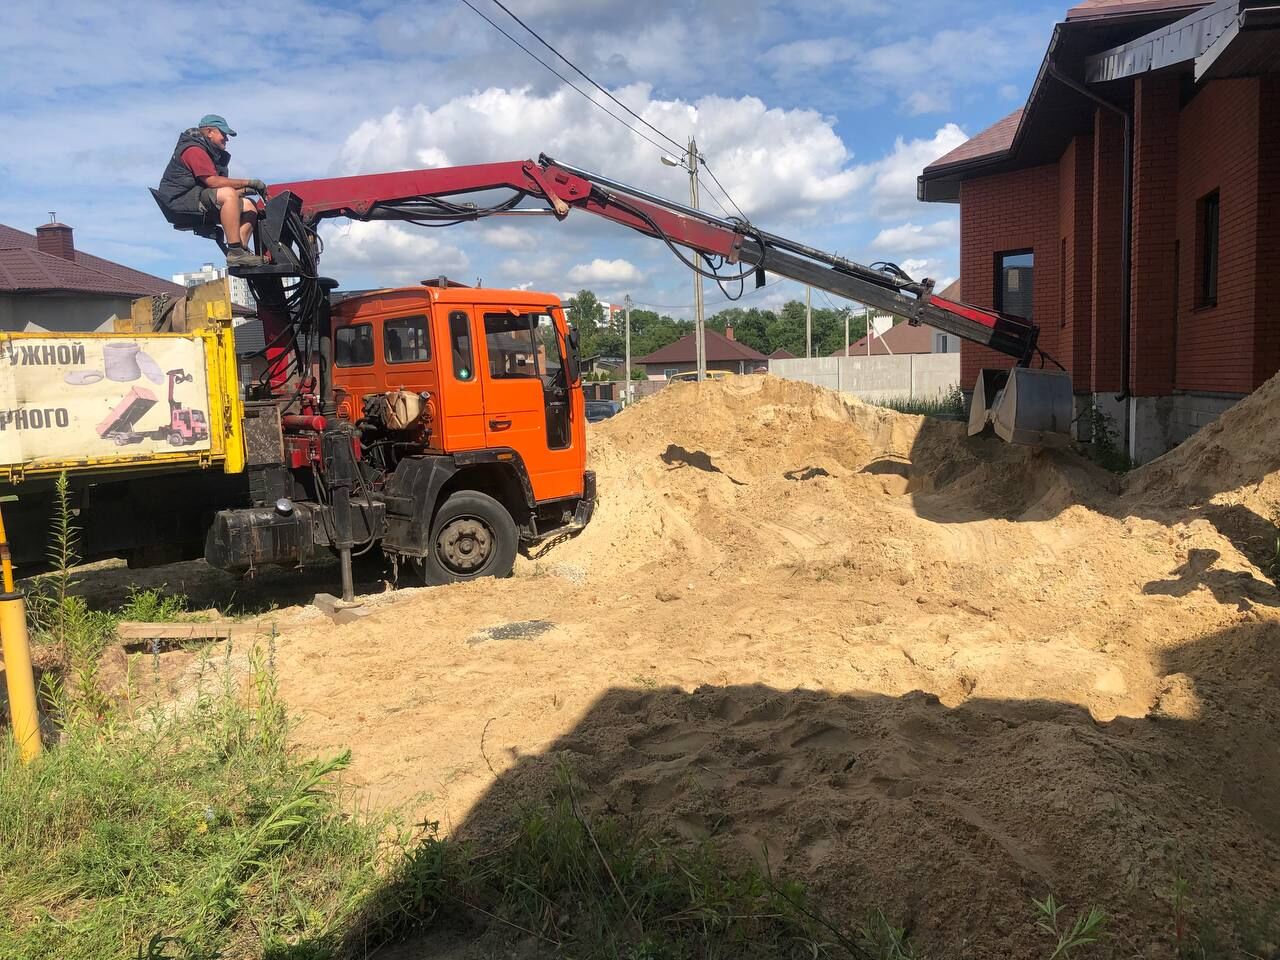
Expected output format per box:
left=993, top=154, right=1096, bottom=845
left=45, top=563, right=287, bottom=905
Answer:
left=0, top=220, right=185, bottom=333
left=583, top=355, right=625, bottom=377
left=829, top=321, right=960, bottom=356
left=768, top=347, right=797, bottom=360
left=636, top=325, right=768, bottom=379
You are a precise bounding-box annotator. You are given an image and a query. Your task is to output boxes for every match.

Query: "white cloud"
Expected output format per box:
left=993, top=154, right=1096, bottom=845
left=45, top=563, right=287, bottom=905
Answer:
left=762, top=38, right=857, bottom=73
left=871, top=219, right=958, bottom=254
left=853, top=17, right=1050, bottom=113
left=568, top=258, right=642, bottom=284
left=855, top=124, right=969, bottom=220
left=482, top=224, right=538, bottom=250
left=899, top=257, right=947, bottom=281
left=317, top=221, right=469, bottom=286
left=336, top=85, right=869, bottom=223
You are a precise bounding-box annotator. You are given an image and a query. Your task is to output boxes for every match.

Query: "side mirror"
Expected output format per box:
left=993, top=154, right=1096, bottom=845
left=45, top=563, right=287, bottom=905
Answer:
left=565, top=324, right=582, bottom=386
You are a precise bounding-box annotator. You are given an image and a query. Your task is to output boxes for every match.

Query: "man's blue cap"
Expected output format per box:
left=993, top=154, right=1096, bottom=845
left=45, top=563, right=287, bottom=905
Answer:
left=198, top=114, right=236, bottom=137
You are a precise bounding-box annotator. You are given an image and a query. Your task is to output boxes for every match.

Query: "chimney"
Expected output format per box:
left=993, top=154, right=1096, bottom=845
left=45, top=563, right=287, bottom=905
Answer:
left=36, top=214, right=75, bottom=261
left=725, top=322, right=735, bottom=341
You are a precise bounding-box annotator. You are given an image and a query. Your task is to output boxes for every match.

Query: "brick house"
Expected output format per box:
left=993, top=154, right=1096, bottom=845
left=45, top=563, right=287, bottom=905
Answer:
left=636, top=326, right=768, bottom=380
left=0, top=220, right=185, bottom=333
left=918, top=0, right=1280, bottom=462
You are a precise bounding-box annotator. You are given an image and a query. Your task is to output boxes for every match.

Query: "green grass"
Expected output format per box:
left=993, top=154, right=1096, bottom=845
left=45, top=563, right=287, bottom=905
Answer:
left=344, top=766, right=911, bottom=960
left=868, top=386, right=966, bottom=419
left=0, top=644, right=385, bottom=960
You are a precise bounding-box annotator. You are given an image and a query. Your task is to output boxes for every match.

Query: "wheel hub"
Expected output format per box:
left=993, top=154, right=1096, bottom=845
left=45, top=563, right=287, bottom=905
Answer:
left=436, top=517, right=494, bottom=573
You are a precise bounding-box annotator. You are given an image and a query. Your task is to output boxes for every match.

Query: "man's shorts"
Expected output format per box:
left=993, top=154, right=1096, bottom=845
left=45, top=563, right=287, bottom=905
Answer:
left=197, top=186, right=223, bottom=221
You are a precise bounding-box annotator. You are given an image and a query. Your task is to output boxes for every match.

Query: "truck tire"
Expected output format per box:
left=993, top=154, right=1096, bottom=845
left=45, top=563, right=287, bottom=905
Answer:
left=416, top=490, right=518, bottom=586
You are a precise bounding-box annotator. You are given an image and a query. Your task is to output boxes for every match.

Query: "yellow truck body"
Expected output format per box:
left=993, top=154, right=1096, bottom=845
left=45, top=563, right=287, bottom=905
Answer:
left=0, top=320, right=245, bottom=483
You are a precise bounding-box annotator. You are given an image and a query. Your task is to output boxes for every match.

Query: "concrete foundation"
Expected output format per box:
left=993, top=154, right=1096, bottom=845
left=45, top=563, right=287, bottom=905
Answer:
left=1126, top=392, right=1243, bottom=464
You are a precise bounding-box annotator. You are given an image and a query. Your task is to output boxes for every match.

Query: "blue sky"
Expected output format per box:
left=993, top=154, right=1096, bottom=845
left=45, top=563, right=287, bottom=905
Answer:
left=1, top=0, right=1060, bottom=317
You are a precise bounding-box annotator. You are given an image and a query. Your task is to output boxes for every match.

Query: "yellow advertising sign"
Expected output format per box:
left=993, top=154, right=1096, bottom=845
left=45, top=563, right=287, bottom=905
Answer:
left=0, top=335, right=214, bottom=471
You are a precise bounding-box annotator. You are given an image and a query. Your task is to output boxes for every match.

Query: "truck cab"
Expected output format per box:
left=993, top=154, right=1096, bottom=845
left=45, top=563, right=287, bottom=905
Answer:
left=329, top=283, right=588, bottom=505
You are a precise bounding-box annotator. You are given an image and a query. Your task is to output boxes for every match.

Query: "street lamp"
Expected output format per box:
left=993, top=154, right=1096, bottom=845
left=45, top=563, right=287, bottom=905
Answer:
left=660, top=139, right=705, bottom=383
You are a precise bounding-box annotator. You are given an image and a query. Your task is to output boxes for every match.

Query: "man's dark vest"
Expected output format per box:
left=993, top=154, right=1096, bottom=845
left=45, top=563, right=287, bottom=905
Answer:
left=156, top=129, right=231, bottom=214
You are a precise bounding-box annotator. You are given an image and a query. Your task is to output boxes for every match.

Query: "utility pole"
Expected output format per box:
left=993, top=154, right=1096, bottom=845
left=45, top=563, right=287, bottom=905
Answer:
left=624, top=294, right=633, bottom=405
left=688, top=138, right=706, bottom=382
left=805, top=285, right=812, bottom=359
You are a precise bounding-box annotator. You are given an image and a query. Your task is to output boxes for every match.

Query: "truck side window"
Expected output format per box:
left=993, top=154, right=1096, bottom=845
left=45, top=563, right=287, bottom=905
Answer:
left=449, top=310, right=474, bottom=381
left=335, top=323, right=373, bottom=367
left=385, top=315, right=431, bottom=364
left=484, top=312, right=540, bottom=379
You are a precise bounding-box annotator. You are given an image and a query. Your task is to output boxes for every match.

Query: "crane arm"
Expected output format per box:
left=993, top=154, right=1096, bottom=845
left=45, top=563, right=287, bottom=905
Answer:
left=258, top=155, right=1042, bottom=365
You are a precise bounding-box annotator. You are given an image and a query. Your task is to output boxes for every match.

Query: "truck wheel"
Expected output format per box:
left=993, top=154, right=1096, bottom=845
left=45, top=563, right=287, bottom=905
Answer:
left=417, top=490, right=518, bottom=586
left=167, top=431, right=185, bottom=447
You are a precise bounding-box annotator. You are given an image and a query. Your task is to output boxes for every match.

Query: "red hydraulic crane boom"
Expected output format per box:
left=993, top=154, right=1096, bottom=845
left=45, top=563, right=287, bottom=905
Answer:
left=249, top=155, right=1072, bottom=444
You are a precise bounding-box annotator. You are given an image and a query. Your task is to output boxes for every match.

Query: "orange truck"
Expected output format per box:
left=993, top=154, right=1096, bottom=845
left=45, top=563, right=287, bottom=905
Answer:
left=201, top=280, right=594, bottom=594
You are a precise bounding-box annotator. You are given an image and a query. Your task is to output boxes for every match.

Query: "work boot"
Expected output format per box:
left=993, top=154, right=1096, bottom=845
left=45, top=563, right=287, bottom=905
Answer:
left=225, top=246, right=266, bottom=268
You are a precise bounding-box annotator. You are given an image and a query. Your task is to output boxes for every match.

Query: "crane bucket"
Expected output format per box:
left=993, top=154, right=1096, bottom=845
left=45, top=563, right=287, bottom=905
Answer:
left=967, top=367, right=1074, bottom=446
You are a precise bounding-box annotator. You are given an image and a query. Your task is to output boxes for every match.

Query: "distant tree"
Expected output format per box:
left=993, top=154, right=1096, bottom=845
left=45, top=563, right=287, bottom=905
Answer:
left=566, top=289, right=605, bottom=330
left=591, top=330, right=625, bottom=358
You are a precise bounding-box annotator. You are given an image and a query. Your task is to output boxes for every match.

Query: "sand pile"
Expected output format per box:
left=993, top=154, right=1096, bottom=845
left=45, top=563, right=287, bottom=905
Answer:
left=1129, top=366, right=1280, bottom=514
left=121, top=374, right=1280, bottom=957
left=558, top=375, right=1116, bottom=579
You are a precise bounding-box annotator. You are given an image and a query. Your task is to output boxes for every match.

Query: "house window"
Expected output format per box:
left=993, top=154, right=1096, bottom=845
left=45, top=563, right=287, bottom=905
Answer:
left=994, top=250, right=1034, bottom=321
left=1197, top=190, right=1219, bottom=307
left=384, top=315, right=430, bottom=364
left=934, top=333, right=949, bottom=353
left=449, top=310, right=474, bottom=381
left=334, top=323, right=373, bottom=367
left=663, top=368, right=679, bottom=379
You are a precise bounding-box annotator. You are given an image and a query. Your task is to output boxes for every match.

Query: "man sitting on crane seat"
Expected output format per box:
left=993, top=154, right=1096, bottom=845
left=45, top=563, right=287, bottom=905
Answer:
left=154, top=115, right=269, bottom=269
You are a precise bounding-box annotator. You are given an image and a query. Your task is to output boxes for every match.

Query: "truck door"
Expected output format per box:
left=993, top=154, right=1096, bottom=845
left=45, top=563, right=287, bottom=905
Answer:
left=479, top=308, right=581, bottom=501
left=438, top=307, right=486, bottom=451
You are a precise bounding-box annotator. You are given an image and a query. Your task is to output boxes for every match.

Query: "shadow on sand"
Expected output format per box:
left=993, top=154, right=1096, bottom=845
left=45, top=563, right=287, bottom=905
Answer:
left=271, top=604, right=1280, bottom=959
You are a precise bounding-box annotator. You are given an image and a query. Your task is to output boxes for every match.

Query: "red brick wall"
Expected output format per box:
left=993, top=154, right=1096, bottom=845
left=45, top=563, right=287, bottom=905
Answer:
left=1253, top=75, right=1280, bottom=388
left=1092, top=108, right=1125, bottom=394
left=958, top=164, right=1060, bottom=389
left=1175, top=78, right=1260, bottom=394
left=1059, top=134, right=1094, bottom=388
left=1130, top=74, right=1180, bottom=396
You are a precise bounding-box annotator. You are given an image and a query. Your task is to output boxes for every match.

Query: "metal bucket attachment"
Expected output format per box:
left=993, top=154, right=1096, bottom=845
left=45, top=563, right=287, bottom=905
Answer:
left=967, top=367, right=1073, bottom=446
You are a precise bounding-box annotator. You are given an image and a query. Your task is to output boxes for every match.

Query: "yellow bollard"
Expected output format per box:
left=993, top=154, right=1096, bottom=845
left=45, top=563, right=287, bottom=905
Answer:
left=0, top=504, right=41, bottom=762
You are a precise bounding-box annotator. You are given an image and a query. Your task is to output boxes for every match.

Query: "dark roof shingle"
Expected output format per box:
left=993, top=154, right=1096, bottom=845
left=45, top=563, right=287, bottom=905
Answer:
left=0, top=223, right=185, bottom=298
left=637, top=329, right=768, bottom=365
left=925, top=110, right=1023, bottom=172
left=829, top=323, right=939, bottom=356
left=1066, top=0, right=1210, bottom=20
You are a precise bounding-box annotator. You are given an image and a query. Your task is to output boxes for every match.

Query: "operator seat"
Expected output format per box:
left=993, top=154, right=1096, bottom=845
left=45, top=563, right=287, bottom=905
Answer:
left=149, top=188, right=227, bottom=252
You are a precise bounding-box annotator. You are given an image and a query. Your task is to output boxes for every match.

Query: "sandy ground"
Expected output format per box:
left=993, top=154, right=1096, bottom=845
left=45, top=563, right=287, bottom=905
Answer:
left=51, top=375, right=1280, bottom=956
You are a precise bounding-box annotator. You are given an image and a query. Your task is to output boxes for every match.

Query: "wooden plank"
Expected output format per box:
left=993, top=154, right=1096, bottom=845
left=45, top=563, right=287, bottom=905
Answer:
left=115, top=619, right=275, bottom=642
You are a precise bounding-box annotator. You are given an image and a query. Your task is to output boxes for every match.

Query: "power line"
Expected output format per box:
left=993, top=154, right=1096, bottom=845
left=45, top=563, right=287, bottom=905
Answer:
left=484, top=0, right=686, bottom=156
left=697, top=157, right=750, bottom=224
left=457, top=0, right=670, bottom=158
left=481, top=0, right=753, bottom=228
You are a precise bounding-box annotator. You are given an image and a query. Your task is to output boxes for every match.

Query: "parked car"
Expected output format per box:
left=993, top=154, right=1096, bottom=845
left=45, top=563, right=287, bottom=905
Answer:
left=667, top=370, right=730, bottom=383
left=585, top=399, right=622, bottom=423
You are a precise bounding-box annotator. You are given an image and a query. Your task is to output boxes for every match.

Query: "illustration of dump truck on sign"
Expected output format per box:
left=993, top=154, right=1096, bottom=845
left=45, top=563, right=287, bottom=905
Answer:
left=0, top=335, right=213, bottom=469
